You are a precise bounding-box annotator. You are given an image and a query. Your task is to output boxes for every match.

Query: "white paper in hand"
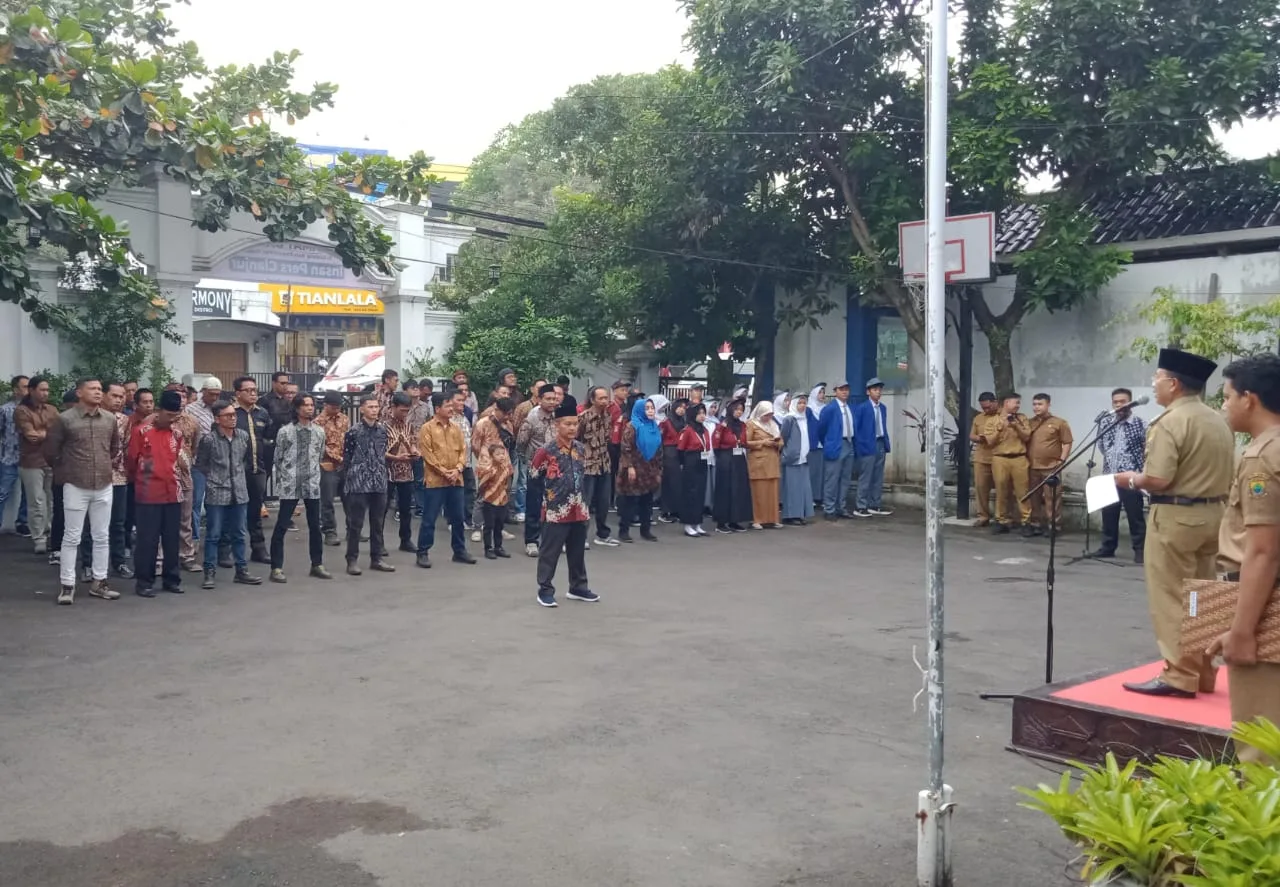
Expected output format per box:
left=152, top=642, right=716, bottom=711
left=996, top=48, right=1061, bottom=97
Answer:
left=1085, top=475, right=1120, bottom=513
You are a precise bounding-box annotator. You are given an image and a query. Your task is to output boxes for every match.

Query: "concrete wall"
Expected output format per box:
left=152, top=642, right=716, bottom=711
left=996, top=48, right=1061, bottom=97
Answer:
left=775, top=249, right=1280, bottom=487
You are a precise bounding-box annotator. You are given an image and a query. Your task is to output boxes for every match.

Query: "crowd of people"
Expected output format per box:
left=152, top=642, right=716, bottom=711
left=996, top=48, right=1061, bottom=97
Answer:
left=0, top=366, right=905, bottom=608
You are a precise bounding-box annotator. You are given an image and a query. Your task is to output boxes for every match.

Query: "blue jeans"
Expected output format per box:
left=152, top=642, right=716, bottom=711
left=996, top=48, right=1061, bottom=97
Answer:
left=0, top=462, right=25, bottom=528
left=417, top=484, right=466, bottom=555
left=191, top=469, right=206, bottom=541
left=822, top=447, right=856, bottom=516
left=513, top=454, right=528, bottom=515
left=856, top=440, right=888, bottom=510
left=204, top=503, right=247, bottom=570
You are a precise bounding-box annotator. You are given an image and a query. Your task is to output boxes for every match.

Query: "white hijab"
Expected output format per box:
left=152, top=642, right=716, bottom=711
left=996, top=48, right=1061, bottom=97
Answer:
left=749, top=401, right=781, bottom=438
left=790, top=400, right=810, bottom=460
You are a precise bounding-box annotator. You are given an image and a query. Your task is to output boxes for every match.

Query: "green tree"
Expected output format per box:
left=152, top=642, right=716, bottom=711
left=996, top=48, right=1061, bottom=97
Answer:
left=681, top=0, right=1280, bottom=399
left=0, top=0, right=437, bottom=347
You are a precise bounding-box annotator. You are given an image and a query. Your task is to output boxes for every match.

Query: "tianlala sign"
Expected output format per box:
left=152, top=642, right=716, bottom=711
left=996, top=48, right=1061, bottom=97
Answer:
left=192, top=287, right=234, bottom=319
left=260, top=283, right=384, bottom=316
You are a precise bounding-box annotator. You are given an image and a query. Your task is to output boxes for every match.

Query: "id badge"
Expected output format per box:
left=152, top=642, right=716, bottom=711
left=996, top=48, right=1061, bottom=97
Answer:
left=700, top=450, right=712, bottom=462
left=732, top=446, right=746, bottom=456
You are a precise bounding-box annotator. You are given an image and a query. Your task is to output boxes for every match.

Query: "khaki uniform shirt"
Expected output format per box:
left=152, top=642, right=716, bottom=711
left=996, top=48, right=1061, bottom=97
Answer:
left=1218, top=426, right=1280, bottom=573
left=1028, top=413, right=1074, bottom=470
left=1143, top=395, right=1235, bottom=498
left=971, top=413, right=995, bottom=465
left=983, top=413, right=1030, bottom=457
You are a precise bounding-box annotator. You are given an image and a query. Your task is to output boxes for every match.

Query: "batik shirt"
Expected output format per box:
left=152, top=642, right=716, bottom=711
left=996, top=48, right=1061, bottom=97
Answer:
left=0, top=400, right=20, bottom=466
left=530, top=439, right=589, bottom=524
left=1099, top=414, right=1147, bottom=474
left=273, top=422, right=326, bottom=500
left=384, top=417, right=418, bottom=484
left=576, top=407, right=611, bottom=475
left=342, top=420, right=389, bottom=495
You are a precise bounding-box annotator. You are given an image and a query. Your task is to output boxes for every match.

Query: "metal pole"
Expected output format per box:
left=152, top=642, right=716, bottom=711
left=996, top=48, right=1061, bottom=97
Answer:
left=956, top=294, right=973, bottom=520
left=916, top=1, right=954, bottom=884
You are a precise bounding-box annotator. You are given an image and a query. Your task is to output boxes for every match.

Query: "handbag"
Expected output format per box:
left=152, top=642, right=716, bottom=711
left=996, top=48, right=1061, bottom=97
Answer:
left=1181, top=578, right=1280, bottom=664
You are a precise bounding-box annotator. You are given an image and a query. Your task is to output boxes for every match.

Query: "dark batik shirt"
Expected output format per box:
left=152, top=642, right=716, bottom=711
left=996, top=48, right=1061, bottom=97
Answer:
left=343, top=420, right=389, bottom=495
left=530, top=439, right=589, bottom=524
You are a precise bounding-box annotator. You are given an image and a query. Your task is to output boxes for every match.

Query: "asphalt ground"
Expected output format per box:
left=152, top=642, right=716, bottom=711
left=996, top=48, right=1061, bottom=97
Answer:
left=0, top=508, right=1156, bottom=886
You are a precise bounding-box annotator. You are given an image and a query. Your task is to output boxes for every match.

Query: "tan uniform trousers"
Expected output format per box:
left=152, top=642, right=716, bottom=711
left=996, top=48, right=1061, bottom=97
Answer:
left=974, top=461, right=994, bottom=522
left=991, top=455, right=1031, bottom=526
left=1230, top=662, right=1280, bottom=764
left=1144, top=502, right=1222, bottom=694
left=1028, top=468, right=1063, bottom=530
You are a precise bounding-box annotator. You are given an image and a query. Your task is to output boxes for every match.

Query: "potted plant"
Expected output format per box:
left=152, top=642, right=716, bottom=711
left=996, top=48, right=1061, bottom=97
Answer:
left=1017, top=719, right=1280, bottom=886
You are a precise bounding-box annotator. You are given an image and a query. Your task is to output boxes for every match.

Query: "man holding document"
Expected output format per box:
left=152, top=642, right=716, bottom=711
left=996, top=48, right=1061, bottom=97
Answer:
left=1209, top=353, right=1280, bottom=762
left=1111, top=348, right=1234, bottom=699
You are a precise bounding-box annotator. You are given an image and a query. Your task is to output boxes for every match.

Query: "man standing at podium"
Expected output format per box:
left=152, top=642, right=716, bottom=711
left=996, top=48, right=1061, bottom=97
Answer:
left=1115, top=348, right=1234, bottom=698
left=1210, top=353, right=1280, bottom=762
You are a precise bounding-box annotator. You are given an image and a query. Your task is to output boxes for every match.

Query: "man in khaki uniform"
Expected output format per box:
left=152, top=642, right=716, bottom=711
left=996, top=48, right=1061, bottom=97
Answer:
left=982, top=392, right=1033, bottom=536
left=968, top=391, right=998, bottom=526
left=1115, top=348, right=1234, bottom=698
left=1209, top=353, right=1280, bottom=762
left=1028, top=393, right=1073, bottom=535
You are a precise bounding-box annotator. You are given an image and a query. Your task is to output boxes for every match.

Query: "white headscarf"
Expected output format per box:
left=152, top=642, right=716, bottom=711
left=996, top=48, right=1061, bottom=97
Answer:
left=749, top=400, right=781, bottom=438
left=773, top=391, right=791, bottom=417
left=790, top=398, right=810, bottom=461
left=808, top=384, right=826, bottom=420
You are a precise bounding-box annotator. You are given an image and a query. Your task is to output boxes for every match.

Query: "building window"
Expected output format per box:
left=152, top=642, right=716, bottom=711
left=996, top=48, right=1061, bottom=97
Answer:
left=875, top=315, right=910, bottom=392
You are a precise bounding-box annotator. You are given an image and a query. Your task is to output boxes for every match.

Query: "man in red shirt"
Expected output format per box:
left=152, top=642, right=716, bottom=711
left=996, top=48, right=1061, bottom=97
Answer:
left=126, top=390, right=185, bottom=597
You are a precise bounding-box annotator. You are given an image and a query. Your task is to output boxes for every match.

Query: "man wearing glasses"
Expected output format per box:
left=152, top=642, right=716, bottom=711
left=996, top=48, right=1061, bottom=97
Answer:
left=224, top=376, right=272, bottom=566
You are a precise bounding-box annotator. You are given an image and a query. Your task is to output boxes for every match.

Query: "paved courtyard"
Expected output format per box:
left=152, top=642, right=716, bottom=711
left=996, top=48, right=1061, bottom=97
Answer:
left=0, top=510, right=1156, bottom=886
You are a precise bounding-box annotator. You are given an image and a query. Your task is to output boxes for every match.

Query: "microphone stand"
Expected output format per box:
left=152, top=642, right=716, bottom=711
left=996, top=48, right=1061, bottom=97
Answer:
left=980, top=411, right=1128, bottom=699
left=1065, top=414, right=1125, bottom=568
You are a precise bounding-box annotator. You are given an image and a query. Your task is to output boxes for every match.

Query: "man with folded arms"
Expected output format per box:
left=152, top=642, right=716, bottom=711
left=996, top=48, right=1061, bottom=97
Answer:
left=1210, top=353, right=1280, bottom=761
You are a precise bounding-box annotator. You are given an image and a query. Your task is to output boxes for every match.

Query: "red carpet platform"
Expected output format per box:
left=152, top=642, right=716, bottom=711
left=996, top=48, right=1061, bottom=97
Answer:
left=1009, top=662, right=1235, bottom=766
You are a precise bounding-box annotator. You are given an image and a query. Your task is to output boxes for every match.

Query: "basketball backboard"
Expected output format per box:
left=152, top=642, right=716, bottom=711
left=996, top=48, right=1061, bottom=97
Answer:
left=897, top=212, right=996, bottom=284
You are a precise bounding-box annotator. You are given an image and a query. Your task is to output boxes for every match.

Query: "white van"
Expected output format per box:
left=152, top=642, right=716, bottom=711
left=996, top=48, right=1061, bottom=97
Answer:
left=313, top=345, right=385, bottom=394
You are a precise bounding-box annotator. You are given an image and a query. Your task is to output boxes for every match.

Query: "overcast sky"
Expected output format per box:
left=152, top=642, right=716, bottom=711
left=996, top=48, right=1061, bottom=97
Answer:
left=168, top=0, right=1278, bottom=168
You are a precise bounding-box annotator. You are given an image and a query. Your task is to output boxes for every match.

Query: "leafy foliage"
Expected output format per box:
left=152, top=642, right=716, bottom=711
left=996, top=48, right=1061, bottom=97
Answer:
left=0, top=0, right=437, bottom=345
left=449, top=295, right=589, bottom=389
left=1018, top=718, right=1280, bottom=886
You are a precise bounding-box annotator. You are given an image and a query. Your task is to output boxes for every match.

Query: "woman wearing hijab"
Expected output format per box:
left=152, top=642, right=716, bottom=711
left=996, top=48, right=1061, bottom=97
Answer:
left=780, top=393, right=814, bottom=524
left=658, top=397, right=687, bottom=523
left=676, top=402, right=711, bottom=537
left=745, top=401, right=784, bottom=529
left=616, top=397, right=663, bottom=542
left=807, top=383, right=827, bottom=508
left=710, top=399, right=752, bottom=533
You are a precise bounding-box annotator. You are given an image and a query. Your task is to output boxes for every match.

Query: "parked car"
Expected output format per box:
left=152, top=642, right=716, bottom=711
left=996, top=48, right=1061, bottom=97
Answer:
left=313, top=345, right=385, bottom=394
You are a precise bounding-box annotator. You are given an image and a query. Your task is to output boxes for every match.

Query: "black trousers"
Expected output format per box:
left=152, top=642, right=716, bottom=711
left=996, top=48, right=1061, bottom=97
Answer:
left=524, top=475, right=545, bottom=545
left=1100, top=488, right=1147, bottom=554
left=271, top=498, right=323, bottom=570
left=135, top=501, right=181, bottom=590
left=582, top=473, right=613, bottom=539
left=618, top=492, right=653, bottom=536
left=345, top=492, right=388, bottom=563
left=319, top=468, right=343, bottom=535
left=537, top=520, right=589, bottom=595
left=390, top=480, right=415, bottom=546
left=482, top=501, right=508, bottom=552
left=221, top=471, right=267, bottom=557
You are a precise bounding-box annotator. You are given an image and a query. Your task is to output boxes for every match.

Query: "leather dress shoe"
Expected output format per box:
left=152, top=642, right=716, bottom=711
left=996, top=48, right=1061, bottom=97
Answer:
left=1122, top=677, right=1195, bottom=698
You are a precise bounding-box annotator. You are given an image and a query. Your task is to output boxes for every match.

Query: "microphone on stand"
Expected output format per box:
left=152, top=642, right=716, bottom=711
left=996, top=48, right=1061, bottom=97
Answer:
left=1095, top=395, right=1149, bottom=423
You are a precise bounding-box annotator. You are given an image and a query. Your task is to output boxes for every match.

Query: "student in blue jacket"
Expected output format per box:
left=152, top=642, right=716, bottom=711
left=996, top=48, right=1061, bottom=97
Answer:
left=816, top=382, right=856, bottom=519
left=852, top=377, right=893, bottom=517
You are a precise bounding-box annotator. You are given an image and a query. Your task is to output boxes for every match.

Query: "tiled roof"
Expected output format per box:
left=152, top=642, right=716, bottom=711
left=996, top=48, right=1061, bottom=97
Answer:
left=995, top=170, right=1280, bottom=255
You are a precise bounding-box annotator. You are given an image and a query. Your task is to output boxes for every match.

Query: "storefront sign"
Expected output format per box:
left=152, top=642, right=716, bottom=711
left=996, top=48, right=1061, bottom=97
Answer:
left=192, top=287, right=233, bottom=318
left=260, top=283, right=384, bottom=316
left=211, top=242, right=363, bottom=287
